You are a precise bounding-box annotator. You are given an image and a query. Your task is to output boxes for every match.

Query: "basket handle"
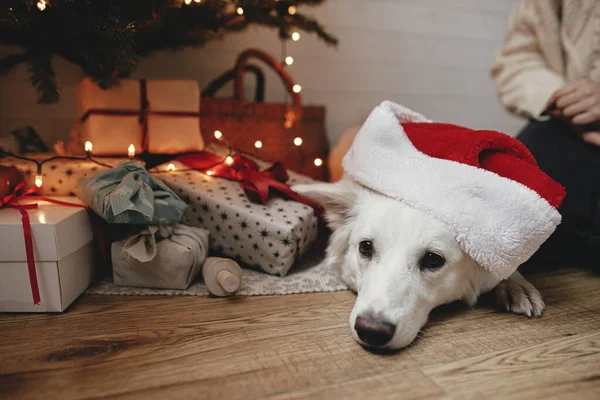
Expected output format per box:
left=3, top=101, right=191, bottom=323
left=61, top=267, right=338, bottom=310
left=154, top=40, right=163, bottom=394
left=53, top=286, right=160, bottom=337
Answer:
left=233, top=49, right=302, bottom=114
left=202, top=64, right=265, bottom=102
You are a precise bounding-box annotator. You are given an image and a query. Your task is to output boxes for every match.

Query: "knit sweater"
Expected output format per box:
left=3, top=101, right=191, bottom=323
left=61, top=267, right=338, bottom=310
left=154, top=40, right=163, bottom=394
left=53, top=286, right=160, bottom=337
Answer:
left=490, top=0, right=600, bottom=120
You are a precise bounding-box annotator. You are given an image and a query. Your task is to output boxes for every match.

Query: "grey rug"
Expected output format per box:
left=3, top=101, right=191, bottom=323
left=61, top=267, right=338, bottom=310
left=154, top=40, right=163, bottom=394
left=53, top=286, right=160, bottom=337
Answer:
left=86, top=252, right=349, bottom=296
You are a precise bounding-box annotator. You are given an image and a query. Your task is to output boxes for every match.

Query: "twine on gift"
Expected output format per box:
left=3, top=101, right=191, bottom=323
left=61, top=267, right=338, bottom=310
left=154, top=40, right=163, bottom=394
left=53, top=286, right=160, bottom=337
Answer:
left=175, top=151, right=324, bottom=215
left=80, top=79, right=201, bottom=155
left=0, top=182, right=105, bottom=305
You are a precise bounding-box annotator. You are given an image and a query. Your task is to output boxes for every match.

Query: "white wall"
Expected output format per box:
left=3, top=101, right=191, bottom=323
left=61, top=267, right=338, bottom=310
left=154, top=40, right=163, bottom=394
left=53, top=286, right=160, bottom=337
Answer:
left=0, top=0, right=523, bottom=148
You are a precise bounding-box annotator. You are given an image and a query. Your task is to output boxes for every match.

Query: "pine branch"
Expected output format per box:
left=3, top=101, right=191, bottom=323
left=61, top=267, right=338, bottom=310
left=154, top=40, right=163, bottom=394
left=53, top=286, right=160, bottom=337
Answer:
left=27, top=51, right=59, bottom=104
left=0, top=51, right=29, bottom=74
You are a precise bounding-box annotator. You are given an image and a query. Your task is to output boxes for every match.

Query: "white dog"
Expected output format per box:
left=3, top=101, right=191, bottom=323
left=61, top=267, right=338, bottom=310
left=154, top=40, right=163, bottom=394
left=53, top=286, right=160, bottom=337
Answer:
left=294, top=179, right=546, bottom=350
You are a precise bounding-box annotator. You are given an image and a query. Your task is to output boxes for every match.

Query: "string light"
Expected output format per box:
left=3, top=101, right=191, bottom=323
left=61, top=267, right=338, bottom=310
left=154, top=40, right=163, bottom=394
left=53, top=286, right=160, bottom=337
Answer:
left=206, top=170, right=214, bottom=176
left=288, top=6, right=297, bottom=15
left=193, top=0, right=202, bottom=2
left=35, top=175, right=43, bottom=188
left=184, top=0, right=192, bottom=4
left=167, top=163, right=176, bottom=172
left=225, top=156, right=234, bottom=165
left=236, top=7, right=244, bottom=15
left=285, top=56, right=294, bottom=66
left=214, top=130, right=223, bottom=140
left=293, top=137, right=303, bottom=146
left=292, top=84, right=302, bottom=93
left=37, top=1, right=46, bottom=11
left=314, top=158, right=323, bottom=167
left=254, top=140, right=263, bottom=149
left=84, top=141, right=93, bottom=157
left=291, top=32, right=301, bottom=41
left=128, top=144, right=136, bottom=160
left=38, top=214, right=46, bottom=224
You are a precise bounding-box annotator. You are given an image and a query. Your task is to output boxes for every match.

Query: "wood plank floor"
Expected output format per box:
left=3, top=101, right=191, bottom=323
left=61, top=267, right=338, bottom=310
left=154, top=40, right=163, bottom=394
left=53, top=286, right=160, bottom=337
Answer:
left=1, top=267, right=599, bottom=399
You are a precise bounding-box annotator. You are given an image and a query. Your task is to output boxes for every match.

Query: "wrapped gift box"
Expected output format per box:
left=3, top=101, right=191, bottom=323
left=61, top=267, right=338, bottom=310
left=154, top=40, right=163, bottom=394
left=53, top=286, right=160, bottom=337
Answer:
left=112, top=225, right=210, bottom=290
left=152, top=161, right=319, bottom=276
left=0, top=197, right=96, bottom=312
left=69, top=78, right=205, bottom=156
left=0, top=153, right=128, bottom=196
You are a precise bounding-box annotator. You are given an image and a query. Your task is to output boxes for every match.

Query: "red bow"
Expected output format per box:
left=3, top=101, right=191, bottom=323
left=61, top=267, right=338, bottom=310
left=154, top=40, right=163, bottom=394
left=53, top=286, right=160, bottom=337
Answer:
left=176, top=152, right=323, bottom=214
left=0, top=182, right=88, bottom=305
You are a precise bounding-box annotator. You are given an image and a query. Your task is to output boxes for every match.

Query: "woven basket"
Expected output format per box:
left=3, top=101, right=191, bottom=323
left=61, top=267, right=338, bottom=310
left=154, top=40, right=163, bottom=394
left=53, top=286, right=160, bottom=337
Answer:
left=201, top=49, right=329, bottom=181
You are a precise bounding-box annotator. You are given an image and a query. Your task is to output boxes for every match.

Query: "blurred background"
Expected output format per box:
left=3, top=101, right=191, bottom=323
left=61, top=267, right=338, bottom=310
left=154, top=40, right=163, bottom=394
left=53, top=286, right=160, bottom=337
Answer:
left=0, top=0, right=521, bottom=147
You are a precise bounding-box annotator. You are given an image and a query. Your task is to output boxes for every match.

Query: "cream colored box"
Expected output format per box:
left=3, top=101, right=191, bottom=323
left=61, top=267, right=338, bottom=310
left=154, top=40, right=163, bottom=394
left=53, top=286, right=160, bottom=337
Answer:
left=0, top=198, right=96, bottom=312
left=71, top=78, right=204, bottom=156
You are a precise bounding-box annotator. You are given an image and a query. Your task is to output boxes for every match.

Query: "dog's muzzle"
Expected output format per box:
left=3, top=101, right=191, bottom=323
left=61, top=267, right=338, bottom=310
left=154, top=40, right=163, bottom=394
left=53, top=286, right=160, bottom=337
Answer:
left=354, top=312, right=396, bottom=347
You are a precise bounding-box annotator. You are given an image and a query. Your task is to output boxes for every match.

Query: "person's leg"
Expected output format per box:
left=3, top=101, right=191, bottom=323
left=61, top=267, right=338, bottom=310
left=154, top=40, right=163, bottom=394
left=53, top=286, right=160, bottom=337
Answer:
left=517, top=119, right=600, bottom=268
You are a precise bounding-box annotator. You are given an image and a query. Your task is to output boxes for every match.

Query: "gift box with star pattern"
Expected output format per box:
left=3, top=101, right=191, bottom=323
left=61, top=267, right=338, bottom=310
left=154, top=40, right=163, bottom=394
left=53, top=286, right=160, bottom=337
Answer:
left=0, top=153, right=126, bottom=196
left=151, top=160, right=319, bottom=276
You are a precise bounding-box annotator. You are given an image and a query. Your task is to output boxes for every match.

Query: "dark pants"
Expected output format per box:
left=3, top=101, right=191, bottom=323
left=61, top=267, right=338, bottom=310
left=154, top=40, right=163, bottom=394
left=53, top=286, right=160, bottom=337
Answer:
left=517, top=119, right=600, bottom=268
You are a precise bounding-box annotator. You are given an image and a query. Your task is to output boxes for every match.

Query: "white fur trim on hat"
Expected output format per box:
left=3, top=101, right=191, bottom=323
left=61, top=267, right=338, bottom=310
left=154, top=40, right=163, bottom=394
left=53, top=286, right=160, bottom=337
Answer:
left=342, top=101, right=561, bottom=279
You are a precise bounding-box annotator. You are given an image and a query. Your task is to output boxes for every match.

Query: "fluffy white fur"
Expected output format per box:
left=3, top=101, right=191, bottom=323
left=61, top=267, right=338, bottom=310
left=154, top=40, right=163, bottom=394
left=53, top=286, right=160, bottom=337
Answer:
left=294, top=179, right=545, bottom=350
left=342, top=101, right=561, bottom=280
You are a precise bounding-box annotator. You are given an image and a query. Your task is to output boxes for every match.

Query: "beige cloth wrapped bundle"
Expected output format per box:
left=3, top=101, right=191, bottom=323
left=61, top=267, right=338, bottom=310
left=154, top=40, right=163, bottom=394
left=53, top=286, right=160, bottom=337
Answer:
left=68, top=78, right=205, bottom=155
left=112, top=225, right=209, bottom=290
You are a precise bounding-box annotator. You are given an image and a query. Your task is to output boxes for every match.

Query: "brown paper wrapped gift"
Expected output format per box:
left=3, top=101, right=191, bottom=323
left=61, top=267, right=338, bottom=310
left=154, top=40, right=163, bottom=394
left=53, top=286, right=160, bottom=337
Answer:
left=67, top=78, right=205, bottom=156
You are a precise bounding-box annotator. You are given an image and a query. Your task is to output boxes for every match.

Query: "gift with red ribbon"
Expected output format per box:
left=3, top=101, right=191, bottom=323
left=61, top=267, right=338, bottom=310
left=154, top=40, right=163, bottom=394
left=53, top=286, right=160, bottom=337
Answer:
left=151, top=152, right=322, bottom=276
left=0, top=182, right=101, bottom=310
left=67, top=78, right=205, bottom=156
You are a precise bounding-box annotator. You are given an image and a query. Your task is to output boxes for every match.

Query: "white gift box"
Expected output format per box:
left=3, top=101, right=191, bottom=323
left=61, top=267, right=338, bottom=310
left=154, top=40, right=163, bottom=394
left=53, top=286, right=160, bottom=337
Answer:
left=0, top=197, right=96, bottom=312
left=69, top=77, right=205, bottom=156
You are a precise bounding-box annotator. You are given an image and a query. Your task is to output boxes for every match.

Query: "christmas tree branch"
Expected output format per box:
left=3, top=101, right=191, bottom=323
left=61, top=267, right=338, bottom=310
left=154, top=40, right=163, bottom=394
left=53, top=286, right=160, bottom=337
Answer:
left=26, top=51, right=59, bottom=104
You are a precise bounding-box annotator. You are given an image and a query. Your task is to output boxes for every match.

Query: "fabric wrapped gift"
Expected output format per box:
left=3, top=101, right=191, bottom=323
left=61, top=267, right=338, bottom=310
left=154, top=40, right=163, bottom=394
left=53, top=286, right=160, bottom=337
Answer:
left=151, top=159, right=320, bottom=276
left=112, top=225, right=209, bottom=290
left=0, top=153, right=126, bottom=196
left=67, top=77, right=205, bottom=156
left=78, top=161, right=187, bottom=224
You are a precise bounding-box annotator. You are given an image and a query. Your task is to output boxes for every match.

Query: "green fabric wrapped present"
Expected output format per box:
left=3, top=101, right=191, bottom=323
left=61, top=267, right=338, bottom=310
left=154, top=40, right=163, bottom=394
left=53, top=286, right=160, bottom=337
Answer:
left=78, top=161, right=187, bottom=225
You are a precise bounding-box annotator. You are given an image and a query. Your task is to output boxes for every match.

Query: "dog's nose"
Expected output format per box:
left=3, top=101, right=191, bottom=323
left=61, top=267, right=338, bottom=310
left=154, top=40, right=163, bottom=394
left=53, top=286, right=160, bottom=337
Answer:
left=354, top=313, right=396, bottom=347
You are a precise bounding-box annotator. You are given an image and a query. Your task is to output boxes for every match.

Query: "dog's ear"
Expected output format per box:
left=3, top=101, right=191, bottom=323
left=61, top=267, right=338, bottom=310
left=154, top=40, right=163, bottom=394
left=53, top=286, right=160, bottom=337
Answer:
left=293, top=179, right=357, bottom=230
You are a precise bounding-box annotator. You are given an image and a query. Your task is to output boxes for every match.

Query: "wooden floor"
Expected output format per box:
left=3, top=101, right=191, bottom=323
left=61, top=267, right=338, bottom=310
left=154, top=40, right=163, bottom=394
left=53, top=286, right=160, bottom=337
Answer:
left=1, top=267, right=600, bottom=400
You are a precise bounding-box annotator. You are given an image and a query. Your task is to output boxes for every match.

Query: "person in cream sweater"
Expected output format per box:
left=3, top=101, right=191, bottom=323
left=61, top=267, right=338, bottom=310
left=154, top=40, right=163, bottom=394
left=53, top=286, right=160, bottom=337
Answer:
left=491, top=0, right=600, bottom=267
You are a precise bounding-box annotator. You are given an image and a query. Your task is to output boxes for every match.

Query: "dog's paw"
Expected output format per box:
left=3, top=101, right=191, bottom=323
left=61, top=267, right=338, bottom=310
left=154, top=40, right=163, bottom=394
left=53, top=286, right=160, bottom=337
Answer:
left=493, top=271, right=545, bottom=317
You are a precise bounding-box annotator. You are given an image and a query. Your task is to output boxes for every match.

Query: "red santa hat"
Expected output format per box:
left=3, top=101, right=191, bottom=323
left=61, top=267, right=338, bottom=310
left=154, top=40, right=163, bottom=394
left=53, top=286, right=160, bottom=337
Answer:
left=342, top=101, right=565, bottom=280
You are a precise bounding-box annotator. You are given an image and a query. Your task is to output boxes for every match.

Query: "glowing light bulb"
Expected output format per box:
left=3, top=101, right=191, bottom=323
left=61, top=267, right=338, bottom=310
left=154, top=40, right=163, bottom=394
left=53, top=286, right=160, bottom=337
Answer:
left=292, top=84, right=302, bottom=93
left=314, top=158, right=323, bottom=167
left=193, top=0, right=202, bottom=2
left=84, top=141, right=93, bottom=156
left=37, top=1, right=46, bottom=11
left=254, top=140, right=263, bottom=149
left=184, top=0, right=192, bottom=4
left=288, top=6, right=297, bottom=15
left=214, top=130, right=223, bottom=140
left=236, top=7, right=244, bottom=15
left=206, top=170, right=214, bottom=176
left=35, top=175, right=43, bottom=188
left=128, top=144, right=136, bottom=159
left=167, top=163, right=176, bottom=172
left=225, top=156, right=234, bottom=165
left=293, top=137, right=303, bottom=146
left=285, top=56, right=294, bottom=66
left=291, top=32, right=301, bottom=41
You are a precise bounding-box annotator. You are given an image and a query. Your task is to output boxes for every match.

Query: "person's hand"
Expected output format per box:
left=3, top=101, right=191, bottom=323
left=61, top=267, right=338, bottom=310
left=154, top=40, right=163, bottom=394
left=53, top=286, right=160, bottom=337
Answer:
left=546, top=78, right=600, bottom=125
left=545, top=79, right=600, bottom=146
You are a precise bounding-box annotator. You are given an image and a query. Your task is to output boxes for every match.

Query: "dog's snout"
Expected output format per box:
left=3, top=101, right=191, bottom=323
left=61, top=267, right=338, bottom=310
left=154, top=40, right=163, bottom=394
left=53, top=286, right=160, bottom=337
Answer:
left=354, top=313, right=396, bottom=347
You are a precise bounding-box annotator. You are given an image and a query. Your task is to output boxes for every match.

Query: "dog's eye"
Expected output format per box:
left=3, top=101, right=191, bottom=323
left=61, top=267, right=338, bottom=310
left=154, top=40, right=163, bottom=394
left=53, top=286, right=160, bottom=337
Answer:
left=420, top=252, right=445, bottom=269
left=359, top=240, right=374, bottom=257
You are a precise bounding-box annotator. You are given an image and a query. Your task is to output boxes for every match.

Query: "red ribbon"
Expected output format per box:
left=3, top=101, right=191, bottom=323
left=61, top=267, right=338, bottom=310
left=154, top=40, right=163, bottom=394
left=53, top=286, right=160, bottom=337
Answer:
left=175, top=152, right=323, bottom=214
left=80, top=79, right=201, bottom=154
left=0, top=182, right=88, bottom=305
